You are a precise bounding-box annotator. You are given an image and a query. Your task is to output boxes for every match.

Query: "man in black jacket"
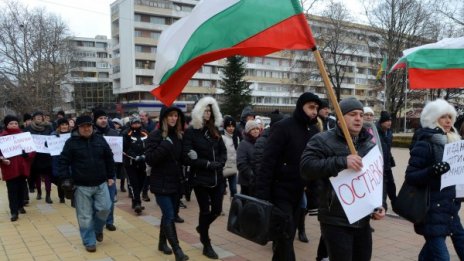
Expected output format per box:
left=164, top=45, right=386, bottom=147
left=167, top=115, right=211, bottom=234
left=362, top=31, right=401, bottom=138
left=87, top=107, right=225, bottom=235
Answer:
left=255, top=92, right=322, bottom=261
left=58, top=115, right=115, bottom=253
left=300, top=97, right=385, bottom=261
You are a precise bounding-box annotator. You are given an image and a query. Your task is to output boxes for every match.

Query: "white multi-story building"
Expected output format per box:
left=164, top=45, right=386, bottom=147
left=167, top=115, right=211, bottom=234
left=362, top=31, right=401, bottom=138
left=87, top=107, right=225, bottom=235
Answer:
left=110, top=0, right=383, bottom=115
left=62, top=35, right=115, bottom=114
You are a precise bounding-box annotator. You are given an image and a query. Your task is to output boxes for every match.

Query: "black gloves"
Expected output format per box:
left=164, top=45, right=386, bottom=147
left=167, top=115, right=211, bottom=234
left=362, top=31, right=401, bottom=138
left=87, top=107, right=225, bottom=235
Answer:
left=207, top=161, right=223, bottom=171
left=432, top=161, right=450, bottom=176
left=61, top=179, right=75, bottom=199
left=21, top=150, right=28, bottom=158
left=135, top=155, right=146, bottom=162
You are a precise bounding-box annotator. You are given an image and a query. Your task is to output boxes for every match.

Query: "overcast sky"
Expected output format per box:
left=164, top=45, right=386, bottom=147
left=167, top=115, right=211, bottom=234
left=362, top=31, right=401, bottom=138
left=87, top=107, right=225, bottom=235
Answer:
left=17, top=0, right=366, bottom=39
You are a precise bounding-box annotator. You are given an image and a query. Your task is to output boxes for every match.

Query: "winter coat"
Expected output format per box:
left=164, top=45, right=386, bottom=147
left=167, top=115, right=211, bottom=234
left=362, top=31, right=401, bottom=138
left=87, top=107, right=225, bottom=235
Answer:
left=255, top=105, right=321, bottom=205
left=0, top=129, right=34, bottom=181
left=222, top=131, right=239, bottom=177
left=377, top=124, right=395, bottom=171
left=300, top=127, right=376, bottom=228
left=252, top=127, right=270, bottom=177
left=406, top=127, right=462, bottom=237
left=183, top=96, right=227, bottom=187
left=145, top=128, right=183, bottom=195
left=25, top=123, right=53, bottom=170
left=58, top=129, right=115, bottom=186
left=122, top=127, right=148, bottom=168
left=236, top=135, right=257, bottom=186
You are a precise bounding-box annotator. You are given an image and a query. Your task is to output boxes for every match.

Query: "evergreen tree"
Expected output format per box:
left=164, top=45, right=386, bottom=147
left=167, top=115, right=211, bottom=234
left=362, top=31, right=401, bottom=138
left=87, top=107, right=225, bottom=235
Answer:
left=220, top=56, right=251, bottom=119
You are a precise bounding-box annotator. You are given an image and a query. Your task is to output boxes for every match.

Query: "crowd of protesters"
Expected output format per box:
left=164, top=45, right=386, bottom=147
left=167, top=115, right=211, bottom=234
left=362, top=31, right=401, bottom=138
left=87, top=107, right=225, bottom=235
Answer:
left=1, top=94, right=464, bottom=261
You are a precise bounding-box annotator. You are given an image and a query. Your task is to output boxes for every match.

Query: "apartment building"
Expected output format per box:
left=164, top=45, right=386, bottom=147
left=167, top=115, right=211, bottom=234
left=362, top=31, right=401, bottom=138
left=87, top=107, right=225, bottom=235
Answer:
left=109, top=0, right=383, bottom=115
left=61, top=36, right=115, bottom=114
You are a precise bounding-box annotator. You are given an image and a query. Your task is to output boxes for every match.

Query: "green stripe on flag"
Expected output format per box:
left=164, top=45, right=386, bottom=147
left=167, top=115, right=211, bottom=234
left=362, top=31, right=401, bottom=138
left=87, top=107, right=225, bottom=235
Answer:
left=160, top=0, right=303, bottom=84
left=407, top=49, right=464, bottom=70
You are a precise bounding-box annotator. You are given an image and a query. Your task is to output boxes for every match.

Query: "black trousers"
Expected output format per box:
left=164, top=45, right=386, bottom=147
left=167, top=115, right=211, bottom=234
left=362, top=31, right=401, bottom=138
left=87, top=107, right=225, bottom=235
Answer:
left=125, top=164, right=147, bottom=205
left=6, top=176, right=26, bottom=215
left=272, top=199, right=299, bottom=261
left=383, top=169, right=397, bottom=208
left=194, top=182, right=224, bottom=242
left=321, top=223, right=372, bottom=261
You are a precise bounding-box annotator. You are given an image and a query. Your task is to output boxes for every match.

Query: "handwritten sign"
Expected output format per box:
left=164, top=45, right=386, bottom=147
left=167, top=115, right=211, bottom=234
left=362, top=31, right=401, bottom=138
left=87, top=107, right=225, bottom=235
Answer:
left=104, top=136, right=123, bottom=163
left=330, top=146, right=384, bottom=224
left=46, top=134, right=71, bottom=156
left=31, top=134, right=49, bottom=153
left=441, top=140, right=464, bottom=190
left=0, top=132, right=37, bottom=158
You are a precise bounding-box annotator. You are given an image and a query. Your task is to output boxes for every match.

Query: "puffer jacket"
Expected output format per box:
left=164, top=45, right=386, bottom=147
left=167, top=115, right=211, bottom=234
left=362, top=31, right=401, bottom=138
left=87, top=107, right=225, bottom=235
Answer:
left=58, top=129, right=115, bottom=186
left=406, top=127, right=462, bottom=237
left=300, top=127, right=376, bottom=228
left=236, top=135, right=257, bottom=186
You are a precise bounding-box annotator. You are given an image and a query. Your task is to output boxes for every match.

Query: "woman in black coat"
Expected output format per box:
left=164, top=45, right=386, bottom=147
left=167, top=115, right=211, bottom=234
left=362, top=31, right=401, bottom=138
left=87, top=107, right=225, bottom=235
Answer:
left=183, top=96, right=227, bottom=259
left=236, top=120, right=260, bottom=196
left=145, top=106, right=188, bottom=261
left=406, top=99, right=464, bottom=260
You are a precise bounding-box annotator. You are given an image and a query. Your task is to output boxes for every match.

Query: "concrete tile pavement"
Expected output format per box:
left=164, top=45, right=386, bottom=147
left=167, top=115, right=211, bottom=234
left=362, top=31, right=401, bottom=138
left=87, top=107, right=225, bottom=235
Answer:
left=0, top=147, right=461, bottom=260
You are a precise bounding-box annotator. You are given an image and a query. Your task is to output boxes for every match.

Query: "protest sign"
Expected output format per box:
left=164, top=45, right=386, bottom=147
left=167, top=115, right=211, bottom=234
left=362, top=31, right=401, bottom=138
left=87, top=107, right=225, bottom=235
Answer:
left=456, top=185, right=464, bottom=198
left=104, top=136, right=123, bottom=163
left=0, top=132, right=37, bottom=158
left=31, top=134, right=49, bottom=154
left=441, top=140, right=464, bottom=190
left=330, top=146, right=384, bottom=224
left=46, top=134, right=71, bottom=156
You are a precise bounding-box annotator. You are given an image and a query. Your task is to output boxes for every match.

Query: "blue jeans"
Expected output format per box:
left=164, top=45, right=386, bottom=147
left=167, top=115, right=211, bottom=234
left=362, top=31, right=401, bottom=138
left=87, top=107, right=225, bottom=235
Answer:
left=155, top=194, right=177, bottom=224
left=419, top=230, right=464, bottom=261
left=225, top=174, right=237, bottom=197
left=106, top=180, right=116, bottom=225
left=74, top=183, right=111, bottom=247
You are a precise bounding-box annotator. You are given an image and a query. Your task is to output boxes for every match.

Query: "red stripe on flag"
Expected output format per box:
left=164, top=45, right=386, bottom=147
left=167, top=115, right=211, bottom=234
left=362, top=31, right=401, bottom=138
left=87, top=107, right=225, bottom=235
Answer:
left=409, top=68, right=464, bottom=89
left=152, top=14, right=315, bottom=106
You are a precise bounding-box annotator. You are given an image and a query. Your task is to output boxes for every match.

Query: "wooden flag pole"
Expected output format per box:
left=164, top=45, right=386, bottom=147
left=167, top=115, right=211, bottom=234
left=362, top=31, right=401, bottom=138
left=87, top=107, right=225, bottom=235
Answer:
left=312, top=49, right=357, bottom=155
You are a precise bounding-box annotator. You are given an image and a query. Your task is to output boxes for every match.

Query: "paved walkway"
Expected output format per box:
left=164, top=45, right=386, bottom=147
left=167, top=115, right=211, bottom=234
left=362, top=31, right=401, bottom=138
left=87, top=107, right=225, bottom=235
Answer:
left=0, top=148, right=461, bottom=260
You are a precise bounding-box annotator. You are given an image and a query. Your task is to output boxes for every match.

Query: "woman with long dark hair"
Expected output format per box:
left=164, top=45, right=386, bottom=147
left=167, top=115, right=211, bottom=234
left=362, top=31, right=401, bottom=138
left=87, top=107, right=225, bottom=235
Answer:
left=183, top=96, right=227, bottom=259
left=145, top=106, right=188, bottom=261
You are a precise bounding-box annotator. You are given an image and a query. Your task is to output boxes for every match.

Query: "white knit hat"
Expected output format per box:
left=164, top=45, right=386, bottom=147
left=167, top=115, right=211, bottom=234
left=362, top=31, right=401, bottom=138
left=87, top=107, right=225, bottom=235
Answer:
left=245, top=120, right=260, bottom=133
left=363, top=107, right=374, bottom=115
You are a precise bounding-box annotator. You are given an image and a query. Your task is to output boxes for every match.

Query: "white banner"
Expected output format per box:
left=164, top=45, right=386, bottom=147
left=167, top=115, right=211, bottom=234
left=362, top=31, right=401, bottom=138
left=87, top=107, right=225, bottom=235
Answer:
left=46, top=134, right=71, bottom=156
left=104, top=136, right=123, bottom=163
left=31, top=134, right=49, bottom=154
left=330, top=146, right=384, bottom=224
left=441, top=140, right=464, bottom=190
left=0, top=132, right=37, bottom=158
left=456, top=185, right=464, bottom=198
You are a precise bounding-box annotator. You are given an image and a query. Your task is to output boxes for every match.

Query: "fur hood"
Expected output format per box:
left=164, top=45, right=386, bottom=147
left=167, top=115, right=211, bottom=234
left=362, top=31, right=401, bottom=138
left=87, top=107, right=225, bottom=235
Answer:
left=190, top=96, right=223, bottom=129
left=420, top=99, right=457, bottom=129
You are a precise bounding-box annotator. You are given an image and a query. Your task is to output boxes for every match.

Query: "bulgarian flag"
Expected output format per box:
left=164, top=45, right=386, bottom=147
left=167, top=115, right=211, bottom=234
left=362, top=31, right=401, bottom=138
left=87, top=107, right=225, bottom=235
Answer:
left=151, top=0, right=316, bottom=106
left=390, top=37, right=464, bottom=89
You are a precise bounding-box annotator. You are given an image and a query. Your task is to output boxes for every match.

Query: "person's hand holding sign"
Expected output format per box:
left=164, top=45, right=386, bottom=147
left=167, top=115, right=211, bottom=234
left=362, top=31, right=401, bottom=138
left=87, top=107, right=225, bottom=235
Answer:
left=347, top=154, right=363, bottom=172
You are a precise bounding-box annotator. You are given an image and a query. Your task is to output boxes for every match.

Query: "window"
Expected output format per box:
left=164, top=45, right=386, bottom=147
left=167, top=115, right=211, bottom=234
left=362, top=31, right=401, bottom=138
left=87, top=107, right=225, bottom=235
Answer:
left=97, top=52, right=108, bottom=58
left=135, top=45, right=156, bottom=53
left=150, top=16, right=166, bottom=24
left=136, top=76, right=153, bottom=85
left=99, top=72, right=109, bottom=78
left=95, top=42, right=107, bottom=48
left=97, top=63, right=110, bottom=69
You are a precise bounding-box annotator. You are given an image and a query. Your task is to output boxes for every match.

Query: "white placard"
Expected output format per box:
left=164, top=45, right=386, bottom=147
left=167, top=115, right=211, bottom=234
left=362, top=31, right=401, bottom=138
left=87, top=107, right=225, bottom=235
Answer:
left=330, top=146, right=384, bottom=224
left=456, top=185, right=464, bottom=198
left=0, top=132, right=37, bottom=158
left=104, top=136, right=123, bottom=163
left=441, top=140, right=464, bottom=190
left=46, top=134, right=71, bottom=156
left=31, top=134, right=49, bottom=153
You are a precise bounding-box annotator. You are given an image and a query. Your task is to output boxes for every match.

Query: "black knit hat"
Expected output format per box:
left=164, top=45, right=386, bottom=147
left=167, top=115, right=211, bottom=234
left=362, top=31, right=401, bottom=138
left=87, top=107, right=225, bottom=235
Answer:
left=32, top=111, right=44, bottom=118
left=270, top=110, right=284, bottom=126
left=223, top=116, right=236, bottom=127
left=296, top=92, right=322, bottom=109
left=23, top=113, right=32, bottom=122
left=319, top=99, right=329, bottom=110
left=76, top=115, right=93, bottom=126
left=379, top=111, right=392, bottom=124
left=93, top=110, right=107, bottom=121
left=57, top=118, right=69, bottom=126
left=339, top=97, right=363, bottom=115
left=3, top=115, right=19, bottom=126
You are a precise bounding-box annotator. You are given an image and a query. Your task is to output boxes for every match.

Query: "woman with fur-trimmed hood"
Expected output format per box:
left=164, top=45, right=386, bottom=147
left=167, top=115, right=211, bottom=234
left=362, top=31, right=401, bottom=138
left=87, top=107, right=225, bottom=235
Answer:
left=406, top=99, right=464, bottom=260
left=183, top=96, right=227, bottom=259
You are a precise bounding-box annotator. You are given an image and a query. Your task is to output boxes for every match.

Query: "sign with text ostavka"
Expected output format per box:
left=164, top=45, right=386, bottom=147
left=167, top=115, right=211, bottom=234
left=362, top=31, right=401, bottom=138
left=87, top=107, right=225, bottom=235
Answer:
left=104, top=136, right=123, bottom=163
left=441, top=140, right=464, bottom=190
left=0, top=132, right=37, bottom=158
left=330, top=146, right=384, bottom=224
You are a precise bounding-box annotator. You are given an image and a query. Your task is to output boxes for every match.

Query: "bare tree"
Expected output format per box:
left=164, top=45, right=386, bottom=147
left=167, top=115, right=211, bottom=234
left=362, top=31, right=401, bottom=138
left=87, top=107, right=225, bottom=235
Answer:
left=364, top=0, right=438, bottom=129
left=0, top=0, right=75, bottom=117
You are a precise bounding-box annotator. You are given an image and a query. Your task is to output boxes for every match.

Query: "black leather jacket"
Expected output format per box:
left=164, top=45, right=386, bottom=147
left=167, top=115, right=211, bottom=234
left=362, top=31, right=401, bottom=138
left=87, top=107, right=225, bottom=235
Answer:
left=300, top=126, right=376, bottom=228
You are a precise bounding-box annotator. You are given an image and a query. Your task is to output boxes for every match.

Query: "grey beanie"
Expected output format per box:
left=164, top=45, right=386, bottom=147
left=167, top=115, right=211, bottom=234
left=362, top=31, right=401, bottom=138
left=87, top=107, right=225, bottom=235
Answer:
left=339, top=97, right=364, bottom=115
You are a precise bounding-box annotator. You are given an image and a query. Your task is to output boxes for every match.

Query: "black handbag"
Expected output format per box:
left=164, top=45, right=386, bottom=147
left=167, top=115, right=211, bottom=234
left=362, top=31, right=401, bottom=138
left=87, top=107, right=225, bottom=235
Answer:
left=392, top=180, right=430, bottom=223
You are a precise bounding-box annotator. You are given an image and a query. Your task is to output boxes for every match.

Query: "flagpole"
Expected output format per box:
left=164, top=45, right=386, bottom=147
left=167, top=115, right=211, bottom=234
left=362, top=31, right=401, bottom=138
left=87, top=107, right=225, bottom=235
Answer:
left=313, top=49, right=357, bottom=155
left=383, top=68, right=387, bottom=110
left=404, top=68, right=408, bottom=133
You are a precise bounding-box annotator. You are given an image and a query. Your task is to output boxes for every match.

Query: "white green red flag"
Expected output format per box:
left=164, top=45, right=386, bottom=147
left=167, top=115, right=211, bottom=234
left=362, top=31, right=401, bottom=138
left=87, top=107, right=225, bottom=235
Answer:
left=390, top=37, right=464, bottom=89
left=151, top=0, right=316, bottom=106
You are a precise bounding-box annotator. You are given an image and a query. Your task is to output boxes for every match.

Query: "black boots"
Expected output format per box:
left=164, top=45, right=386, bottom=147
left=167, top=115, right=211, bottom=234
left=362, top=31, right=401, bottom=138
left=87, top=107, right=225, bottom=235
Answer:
left=163, top=223, right=189, bottom=261
left=158, top=226, right=173, bottom=255
left=297, top=208, right=309, bottom=243
left=196, top=226, right=218, bottom=259
left=45, top=191, right=53, bottom=204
